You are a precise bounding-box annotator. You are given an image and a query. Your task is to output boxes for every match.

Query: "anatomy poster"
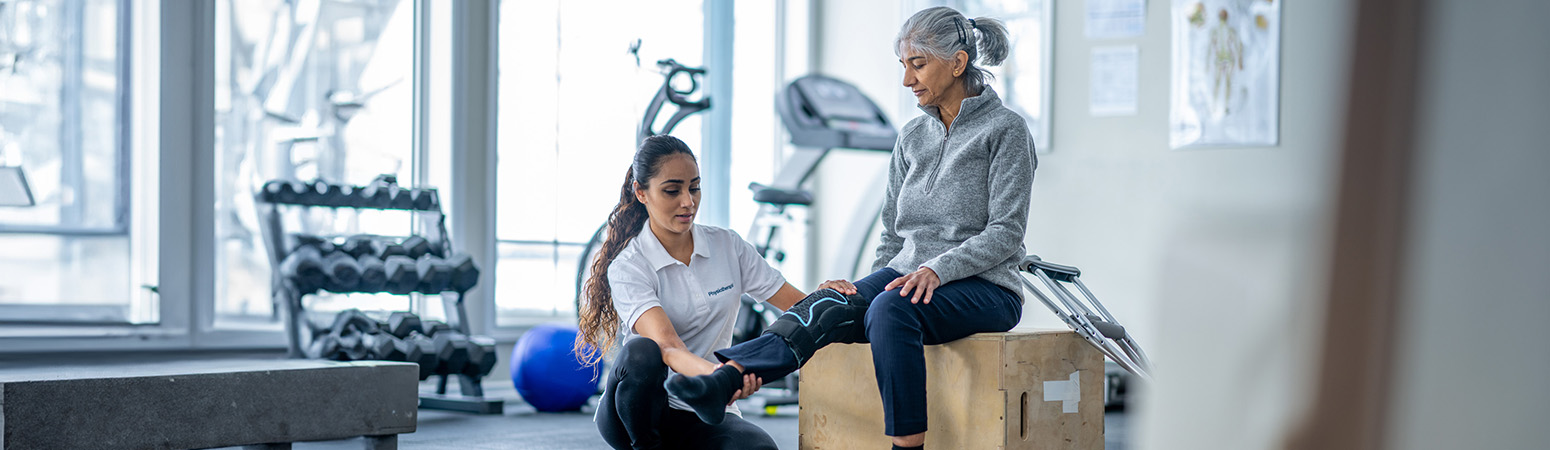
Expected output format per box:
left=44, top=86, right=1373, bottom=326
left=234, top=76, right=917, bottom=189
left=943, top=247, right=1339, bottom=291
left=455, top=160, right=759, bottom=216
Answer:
left=1170, top=0, right=1281, bottom=148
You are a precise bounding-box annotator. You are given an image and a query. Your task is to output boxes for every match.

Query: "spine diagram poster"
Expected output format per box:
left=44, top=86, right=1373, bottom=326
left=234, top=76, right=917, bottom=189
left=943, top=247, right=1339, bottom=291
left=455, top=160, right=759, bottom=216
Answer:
left=1169, top=0, right=1281, bottom=148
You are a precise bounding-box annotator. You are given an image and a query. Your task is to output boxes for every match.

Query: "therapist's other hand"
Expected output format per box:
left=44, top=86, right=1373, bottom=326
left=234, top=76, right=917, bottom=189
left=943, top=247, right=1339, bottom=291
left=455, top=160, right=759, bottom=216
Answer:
left=817, top=279, right=858, bottom=295
left=885, top=267, right=941, bottom=304
left=729, top=372, right=763, bottom=405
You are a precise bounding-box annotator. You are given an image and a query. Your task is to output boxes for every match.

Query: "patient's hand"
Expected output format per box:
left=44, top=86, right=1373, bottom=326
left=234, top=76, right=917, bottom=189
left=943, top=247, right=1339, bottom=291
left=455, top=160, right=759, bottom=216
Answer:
left=886, top=267, right=941, bottom=304
left=817, top=279, right=858, bottom=295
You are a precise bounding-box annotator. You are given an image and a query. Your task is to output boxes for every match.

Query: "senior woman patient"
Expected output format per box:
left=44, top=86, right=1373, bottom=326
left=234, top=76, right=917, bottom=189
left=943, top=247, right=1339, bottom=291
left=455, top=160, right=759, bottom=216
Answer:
left=665, top=6, right=1037, bottom=449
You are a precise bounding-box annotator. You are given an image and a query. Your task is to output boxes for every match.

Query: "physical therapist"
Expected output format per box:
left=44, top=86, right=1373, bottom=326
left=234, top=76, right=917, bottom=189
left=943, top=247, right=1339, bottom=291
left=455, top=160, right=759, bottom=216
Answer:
left=576, top=135, right=804, bottom=450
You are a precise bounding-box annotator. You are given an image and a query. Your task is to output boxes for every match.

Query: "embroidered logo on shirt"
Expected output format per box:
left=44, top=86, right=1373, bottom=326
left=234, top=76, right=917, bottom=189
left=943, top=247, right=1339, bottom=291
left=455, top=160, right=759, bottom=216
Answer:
left=708, top=283, right=735, bottom=297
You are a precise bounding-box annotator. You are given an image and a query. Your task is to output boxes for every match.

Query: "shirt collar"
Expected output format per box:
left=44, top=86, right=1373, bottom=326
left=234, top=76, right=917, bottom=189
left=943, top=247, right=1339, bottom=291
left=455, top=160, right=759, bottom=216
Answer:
left=637, top=222, right=712, bottom=271
left=917, top=84, right=1001, bottom=127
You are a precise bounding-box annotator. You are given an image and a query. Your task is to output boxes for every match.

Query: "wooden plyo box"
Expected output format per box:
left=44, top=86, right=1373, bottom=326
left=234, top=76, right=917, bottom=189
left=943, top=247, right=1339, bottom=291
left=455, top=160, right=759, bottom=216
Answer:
left=798, top=329, right=1104, bottom=449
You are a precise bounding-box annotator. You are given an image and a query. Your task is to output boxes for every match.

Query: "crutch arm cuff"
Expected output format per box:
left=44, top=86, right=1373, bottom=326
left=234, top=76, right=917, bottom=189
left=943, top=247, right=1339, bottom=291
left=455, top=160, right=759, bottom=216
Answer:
left=1020, top=255, right=1082, bottom=281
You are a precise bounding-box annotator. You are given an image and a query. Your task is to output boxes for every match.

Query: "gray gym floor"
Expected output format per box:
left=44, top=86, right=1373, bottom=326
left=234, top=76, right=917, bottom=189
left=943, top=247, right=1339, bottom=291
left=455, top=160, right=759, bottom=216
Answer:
left=1, top=353, right=1126, bottom=450
left=246, top=383, right=1130, bottom=450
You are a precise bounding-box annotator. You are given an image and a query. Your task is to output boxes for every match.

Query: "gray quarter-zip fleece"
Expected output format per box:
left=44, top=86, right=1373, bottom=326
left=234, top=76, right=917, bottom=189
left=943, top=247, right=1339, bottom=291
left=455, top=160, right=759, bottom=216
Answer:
left=872, top=86, right=1037, bottom=296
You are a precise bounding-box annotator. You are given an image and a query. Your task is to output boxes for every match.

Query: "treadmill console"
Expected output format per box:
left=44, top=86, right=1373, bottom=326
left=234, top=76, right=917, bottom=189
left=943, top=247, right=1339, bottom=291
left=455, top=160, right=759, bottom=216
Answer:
left=778, top=75, right=898, bottom=151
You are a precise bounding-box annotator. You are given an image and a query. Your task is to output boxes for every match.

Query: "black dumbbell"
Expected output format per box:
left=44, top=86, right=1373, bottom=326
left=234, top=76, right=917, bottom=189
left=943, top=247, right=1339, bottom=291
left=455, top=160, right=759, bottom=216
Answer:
left=416, top=255, right=453, bottom=294
left=383, top=255, right=420, bottom=295
left=462, top=337, right=487, bottom=377
left=385, top=311, right=422, bottom=339
left=330, top=309, right=380, bottom=336
left=362, top=332, right=416, bottom=361
left=410, top=189, right=437, bottom=211
left=339, top=235, right=376, bottom=258
left=373, top=240, right=408, bottom=260
left=322, top=250, right=362, bottom=293
left=318, top=181, right=355, bottom=207
left=260, top=180, right=288, bottom=203
left=335, top=334, right=368, bottom=361
left=340, top=183, right=363, bottom=207
left=280, top=245, right=327, bottom=293
left=330, top=310, right=380, bottom=361
left=432, top=332, right=472, bottom=375
left=400, top=335, right=424, bottom=363
left=387, top=186, right=414, bottom=210
left=309, top=180, right=335, bottom=206
left=446, top=252, right=480, bottom=292
left=463, top=336, right=499, bottom=378
left=285, top=179, right=324, bottom=206
left=284, top=180, right=314, bottom=204
left=401, top=236, right=432, bottom=260
left=422, top=320, right=452, bottom=337
left=356, top=254, right=387, bottom=293
left=405, top=332, right=438, bottom=380
left=306, top=334, right=342, bottom=360
left=358, top=184, right=391, bottom=208
left=289, top=234, right=336, bottom=254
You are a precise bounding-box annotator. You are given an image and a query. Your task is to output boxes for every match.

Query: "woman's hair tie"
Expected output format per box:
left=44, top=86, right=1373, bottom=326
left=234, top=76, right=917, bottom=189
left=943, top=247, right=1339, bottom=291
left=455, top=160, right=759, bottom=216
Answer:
left=968, top=18, right=977, bottom=29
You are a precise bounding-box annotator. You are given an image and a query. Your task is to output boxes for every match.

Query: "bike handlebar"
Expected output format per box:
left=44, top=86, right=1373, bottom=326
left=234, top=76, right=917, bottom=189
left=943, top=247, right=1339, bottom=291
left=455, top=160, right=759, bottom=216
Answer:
left=639, top=58, right=711, bottom=144
left=656, top=59, right=708, bottom=107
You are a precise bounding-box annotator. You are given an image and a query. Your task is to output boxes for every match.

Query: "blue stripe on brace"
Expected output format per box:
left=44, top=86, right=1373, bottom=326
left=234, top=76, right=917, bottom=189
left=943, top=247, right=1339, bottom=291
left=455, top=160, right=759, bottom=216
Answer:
left=780, top=288, right=849, bottom=326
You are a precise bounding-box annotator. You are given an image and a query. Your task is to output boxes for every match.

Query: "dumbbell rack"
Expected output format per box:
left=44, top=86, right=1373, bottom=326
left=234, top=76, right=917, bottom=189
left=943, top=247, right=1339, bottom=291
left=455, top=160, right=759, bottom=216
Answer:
left=255, top=174, right=505, bottom=414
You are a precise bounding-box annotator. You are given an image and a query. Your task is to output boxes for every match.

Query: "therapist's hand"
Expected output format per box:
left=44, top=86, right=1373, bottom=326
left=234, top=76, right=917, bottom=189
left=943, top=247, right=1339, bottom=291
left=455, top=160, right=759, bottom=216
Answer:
left=885, top=267, right=941, bottom=304
left=730, top=373, right=763, bottom=405
left=817, top=279, right=858, bottom=295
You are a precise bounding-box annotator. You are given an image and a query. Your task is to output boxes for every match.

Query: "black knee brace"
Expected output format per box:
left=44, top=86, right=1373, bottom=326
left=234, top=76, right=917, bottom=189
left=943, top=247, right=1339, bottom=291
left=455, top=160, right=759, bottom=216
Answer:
left=764, top=288, right=871, bottom=365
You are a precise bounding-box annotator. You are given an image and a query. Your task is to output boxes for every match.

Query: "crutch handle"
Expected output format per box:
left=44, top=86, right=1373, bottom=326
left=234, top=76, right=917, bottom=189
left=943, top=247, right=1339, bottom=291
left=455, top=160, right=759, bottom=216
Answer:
left=1020, top=255, right=1082, bottom=282
left=1085, top=314, right=1128, bottom=340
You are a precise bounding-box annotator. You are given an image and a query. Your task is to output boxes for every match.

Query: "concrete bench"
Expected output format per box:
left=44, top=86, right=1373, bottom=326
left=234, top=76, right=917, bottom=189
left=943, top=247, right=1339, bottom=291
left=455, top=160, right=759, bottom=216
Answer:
left=0, top=359, right=418, bottom=450
left=798, top=329, right=1104, bottom=449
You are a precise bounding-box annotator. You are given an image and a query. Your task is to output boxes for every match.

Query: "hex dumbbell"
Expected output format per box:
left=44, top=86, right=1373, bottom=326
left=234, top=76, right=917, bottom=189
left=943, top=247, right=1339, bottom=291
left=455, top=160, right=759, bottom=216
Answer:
left=446, top=252, right=480, bottom=292
left=432, top=332, right=472, bottom=375
left=416, top=255, right=453, bottom=294
left=463, top=336, right=499, bottom=378
left=404, top=332, right=438, bottom=380
left=385, top=311, right=423, bottom=339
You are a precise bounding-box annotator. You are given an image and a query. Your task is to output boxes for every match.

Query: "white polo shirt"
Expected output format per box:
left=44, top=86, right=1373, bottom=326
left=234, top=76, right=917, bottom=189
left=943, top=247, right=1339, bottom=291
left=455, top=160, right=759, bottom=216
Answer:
left=608, top=222, right=786, bottom=417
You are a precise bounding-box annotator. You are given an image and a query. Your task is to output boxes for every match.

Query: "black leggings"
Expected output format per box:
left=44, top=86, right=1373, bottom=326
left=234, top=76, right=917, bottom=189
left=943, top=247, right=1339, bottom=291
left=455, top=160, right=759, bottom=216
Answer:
left=596, top=338, right=779, bottom=450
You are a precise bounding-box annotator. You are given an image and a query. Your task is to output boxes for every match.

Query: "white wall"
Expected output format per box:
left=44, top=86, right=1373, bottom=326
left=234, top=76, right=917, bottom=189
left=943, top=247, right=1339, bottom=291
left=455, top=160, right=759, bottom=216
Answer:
left=1385, top=1, right=1550, bottom=448
left=810, top=0, right=1354, bottom=448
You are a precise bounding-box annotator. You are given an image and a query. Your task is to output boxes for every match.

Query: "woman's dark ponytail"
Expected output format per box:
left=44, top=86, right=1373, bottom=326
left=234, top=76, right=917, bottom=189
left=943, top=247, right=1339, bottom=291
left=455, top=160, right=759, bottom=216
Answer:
left=576, top=135, right=695, bottom=367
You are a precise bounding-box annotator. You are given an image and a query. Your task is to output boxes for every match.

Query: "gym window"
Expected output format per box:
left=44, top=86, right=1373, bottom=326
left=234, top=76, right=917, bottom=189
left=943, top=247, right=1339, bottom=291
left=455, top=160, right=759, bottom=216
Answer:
left=0, top=0, right=154, bottom=325
left=490, top=0, right=793, bottom=326
left=491, top=0, right=710, bottom=325
left=207, top=0, right=458, bottom=330
left=211, top=0, right=454, bottom=328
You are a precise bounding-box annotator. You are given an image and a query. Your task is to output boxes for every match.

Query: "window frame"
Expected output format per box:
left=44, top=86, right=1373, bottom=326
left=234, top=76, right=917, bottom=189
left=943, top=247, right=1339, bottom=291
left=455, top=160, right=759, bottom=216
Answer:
left=0, top=0, right=764, bottom=351
left=0, top=0, right=137, bottom=324
left=483, top=0, right=745, bottom=335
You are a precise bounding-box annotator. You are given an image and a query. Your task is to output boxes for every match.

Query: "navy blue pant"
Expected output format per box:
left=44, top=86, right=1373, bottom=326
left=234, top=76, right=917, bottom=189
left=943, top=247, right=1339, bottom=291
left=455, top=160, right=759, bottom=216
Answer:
left=716, top=267, right=1022, bottom=436
left=861, top=268, right=1023, bottom=436
left=598, top=338, right=779, bottom=450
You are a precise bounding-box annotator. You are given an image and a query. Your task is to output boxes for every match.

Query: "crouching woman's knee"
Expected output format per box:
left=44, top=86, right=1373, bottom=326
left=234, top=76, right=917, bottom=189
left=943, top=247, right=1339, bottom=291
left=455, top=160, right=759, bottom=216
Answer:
left=614, top=337, right=667, bottom=385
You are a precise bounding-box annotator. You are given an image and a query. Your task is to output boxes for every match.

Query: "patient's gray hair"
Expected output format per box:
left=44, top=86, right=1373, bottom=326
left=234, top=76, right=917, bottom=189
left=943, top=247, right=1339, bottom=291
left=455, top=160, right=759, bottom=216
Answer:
left=895, top=6, right=1010, bottom=95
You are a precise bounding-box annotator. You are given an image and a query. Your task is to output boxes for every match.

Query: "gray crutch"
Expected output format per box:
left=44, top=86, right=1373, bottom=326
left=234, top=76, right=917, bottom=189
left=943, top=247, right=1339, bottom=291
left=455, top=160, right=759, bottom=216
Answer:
left=1017, top=255, right=1154, bottom=379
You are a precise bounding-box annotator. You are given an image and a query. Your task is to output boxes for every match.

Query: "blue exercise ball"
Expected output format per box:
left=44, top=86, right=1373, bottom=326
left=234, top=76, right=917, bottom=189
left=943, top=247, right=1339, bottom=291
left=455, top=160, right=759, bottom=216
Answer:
left=510, top=323, right=599, bottom=412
